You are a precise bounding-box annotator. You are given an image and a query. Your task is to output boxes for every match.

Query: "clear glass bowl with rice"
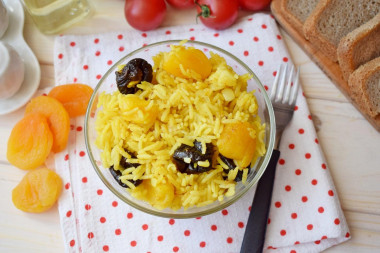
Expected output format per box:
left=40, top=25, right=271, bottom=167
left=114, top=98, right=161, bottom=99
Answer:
left=85, top=40, right=275, bottom=218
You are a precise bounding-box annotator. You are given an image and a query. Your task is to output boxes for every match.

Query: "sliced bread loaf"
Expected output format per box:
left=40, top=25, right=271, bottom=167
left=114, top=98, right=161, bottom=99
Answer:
left=280, top=0, right=319, bottom=33
left=338, top=13, right=380, bottom=81
left=303, top=0, right=380, bottom=62
left=348, top=57, right=380, bottom=118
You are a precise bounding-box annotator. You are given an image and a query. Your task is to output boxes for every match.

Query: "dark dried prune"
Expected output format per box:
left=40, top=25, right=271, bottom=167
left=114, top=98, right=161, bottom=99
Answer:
left=172, top=140, right=214, bottom=174
left=109, top=151, right=142, bottom=188
left=120, top=154, right=140, bottom=169
left=109, top=166, right=142, bottom=188
left=219, top=154, right=251, bottom=182
left=116, top=58, right=153, bottom=95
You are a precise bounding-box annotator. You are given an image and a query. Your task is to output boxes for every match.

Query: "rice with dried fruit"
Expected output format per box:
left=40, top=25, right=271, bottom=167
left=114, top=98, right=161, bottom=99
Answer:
left=95, top=43, right=266, bottom=210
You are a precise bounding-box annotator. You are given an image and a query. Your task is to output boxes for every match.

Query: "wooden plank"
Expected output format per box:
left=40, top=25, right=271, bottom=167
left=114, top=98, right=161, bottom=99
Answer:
left=308, top=98, right=380, bottom=215
left=0, top=164, right=63, bottom=252
left=39, top=64, right=55, bottom=89
left=325, top=211, right=380, bottom=252
left=270, top=0, right=380, bottom=132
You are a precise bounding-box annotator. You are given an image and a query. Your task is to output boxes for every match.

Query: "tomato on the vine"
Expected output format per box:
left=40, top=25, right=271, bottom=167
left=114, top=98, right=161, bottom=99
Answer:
left=238, top=0, right=272, bottom=11
left=195, top=0, right=239, bottom=30
left=124, top=0, right=167, bottom=31
left=166, top=0, right=195, bottom=9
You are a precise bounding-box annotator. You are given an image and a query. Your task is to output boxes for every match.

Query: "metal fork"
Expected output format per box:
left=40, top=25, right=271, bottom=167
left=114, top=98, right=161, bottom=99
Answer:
left=240, top=64, right=300, bottom=253
left=271, top=64, right=300, bottom=145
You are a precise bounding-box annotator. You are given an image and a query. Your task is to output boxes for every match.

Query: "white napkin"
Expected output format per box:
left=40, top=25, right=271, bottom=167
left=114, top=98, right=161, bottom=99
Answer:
left=53, top=13, right=350, bottom=253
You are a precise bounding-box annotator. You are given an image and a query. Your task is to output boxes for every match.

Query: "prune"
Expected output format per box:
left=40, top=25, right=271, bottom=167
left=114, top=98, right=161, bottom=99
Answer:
left=116, top=58, right=153, bottom=95
left=120, top=155, right=140, bottom=169
left=219, top=154, right=251, bottom=182
left=172, top=140, right=214, bottom=174
left=109, top=166, right=142, bottom=188
left=109, top=151, right=142, bottom=188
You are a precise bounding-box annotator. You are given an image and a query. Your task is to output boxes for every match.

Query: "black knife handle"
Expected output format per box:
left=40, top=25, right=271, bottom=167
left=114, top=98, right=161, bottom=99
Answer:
left=240, top=149, right=281, bottom=253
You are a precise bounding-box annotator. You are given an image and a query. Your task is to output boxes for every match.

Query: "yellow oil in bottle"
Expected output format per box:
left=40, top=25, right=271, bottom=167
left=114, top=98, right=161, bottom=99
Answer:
left=22, top=0, right=91, bottom=34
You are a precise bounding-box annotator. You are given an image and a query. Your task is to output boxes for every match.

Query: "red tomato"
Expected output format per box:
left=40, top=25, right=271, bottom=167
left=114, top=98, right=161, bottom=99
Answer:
left=238, top=0, right=272, bottom=11
left=195, top=0, right=239, bottom=30
left=124, top=0, right=167, bottom=31
left=166, top=0, right=195, bottom=9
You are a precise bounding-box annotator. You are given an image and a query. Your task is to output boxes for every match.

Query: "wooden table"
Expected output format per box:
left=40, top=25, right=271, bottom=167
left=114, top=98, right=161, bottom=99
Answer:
left=1, top=1, right=379, bottom=252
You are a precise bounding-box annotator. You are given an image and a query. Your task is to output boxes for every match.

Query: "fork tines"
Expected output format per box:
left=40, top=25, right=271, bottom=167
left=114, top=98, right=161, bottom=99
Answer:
left=270, top=64, right=300, bottom=107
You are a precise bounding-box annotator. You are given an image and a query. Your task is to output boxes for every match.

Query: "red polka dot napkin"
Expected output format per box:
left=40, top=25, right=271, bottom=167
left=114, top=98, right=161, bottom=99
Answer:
left=53, top=13, right=350, bottom=253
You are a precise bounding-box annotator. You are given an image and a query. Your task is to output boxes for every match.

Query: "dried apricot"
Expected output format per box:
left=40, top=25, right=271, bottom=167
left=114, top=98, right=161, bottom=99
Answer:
left=163, top=47, right=212, bottom=79
left=25, top=96, right=70, bottom=153
left=120, top=94, right=158, bottom=126
left=139, top=180, right=174, bottom=210
left=12, top=168, right=62, bottom=213
left=48, top=83, right=94, bottom=117
left=217, top=122, right=257, bottom=168
left=7, top=113, right=53, bottom=170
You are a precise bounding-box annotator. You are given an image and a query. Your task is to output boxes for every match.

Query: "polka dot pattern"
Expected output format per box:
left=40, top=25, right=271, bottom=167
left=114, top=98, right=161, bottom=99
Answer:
left=53, top=13, right=349, bottom=253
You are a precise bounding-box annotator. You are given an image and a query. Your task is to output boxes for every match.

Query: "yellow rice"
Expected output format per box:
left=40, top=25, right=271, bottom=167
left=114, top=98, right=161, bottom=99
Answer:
left=95, top=43, right=266, bottom=210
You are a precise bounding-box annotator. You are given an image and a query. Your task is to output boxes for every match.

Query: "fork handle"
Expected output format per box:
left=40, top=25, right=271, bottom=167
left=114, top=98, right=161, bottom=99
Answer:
left=240, top=149, right=280, bottom=253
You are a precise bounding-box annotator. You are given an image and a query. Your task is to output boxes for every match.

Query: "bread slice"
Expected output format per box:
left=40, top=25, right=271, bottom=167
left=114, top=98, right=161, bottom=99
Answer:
left=375, top=114, right=380, bottom=128
left=303, top=0, right=380, bottom=62
left=338, top=13, right=380, bottom=81
left=280, top=0, right=319, bottom=33
left=348, top=57, right=380, bottom=118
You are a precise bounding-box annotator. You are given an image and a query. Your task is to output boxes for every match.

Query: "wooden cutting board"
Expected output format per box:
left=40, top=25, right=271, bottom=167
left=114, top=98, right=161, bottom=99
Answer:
left=270, top=0, right=380, bottom=132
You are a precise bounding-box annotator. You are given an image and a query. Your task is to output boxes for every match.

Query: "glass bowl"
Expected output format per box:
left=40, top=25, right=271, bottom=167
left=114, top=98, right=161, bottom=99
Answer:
left=85, top=40, right=275, bottom=218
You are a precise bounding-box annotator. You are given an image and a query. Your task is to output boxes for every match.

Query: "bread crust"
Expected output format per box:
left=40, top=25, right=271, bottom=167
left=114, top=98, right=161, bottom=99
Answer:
left=348, top=57, right=380, bottom=118
left=338, top=13, right=380, bottom=81
left=303, top=0, right=338, bottom=62
left=280, top=0, right=305, bottom=34
left=303, top=0, right=380, bottom=63
left=280, top=0, right=302, bottom=33
left=375, top=114, right=380, bottom=127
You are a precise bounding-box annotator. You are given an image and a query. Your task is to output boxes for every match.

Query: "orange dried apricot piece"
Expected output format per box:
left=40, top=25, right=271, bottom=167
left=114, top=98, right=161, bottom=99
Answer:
left=48, top=83, right=94, bottom=117
left=7, top=113, right=53, bottom=170
left=217, top=122, right=257, bottom=168
left=25, top=96, right=70, bottom=153
left=12, top=168, right=62, bottom=213
left=163, top=47, right=212, bottom=79
left=121, top=94, right=158, bottom=126
left=139, top=180, right=174, bottom=210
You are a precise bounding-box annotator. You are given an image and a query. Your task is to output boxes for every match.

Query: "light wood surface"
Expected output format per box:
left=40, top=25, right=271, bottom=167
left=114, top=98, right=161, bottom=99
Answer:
left=1, top=1, right=380, bottom=252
